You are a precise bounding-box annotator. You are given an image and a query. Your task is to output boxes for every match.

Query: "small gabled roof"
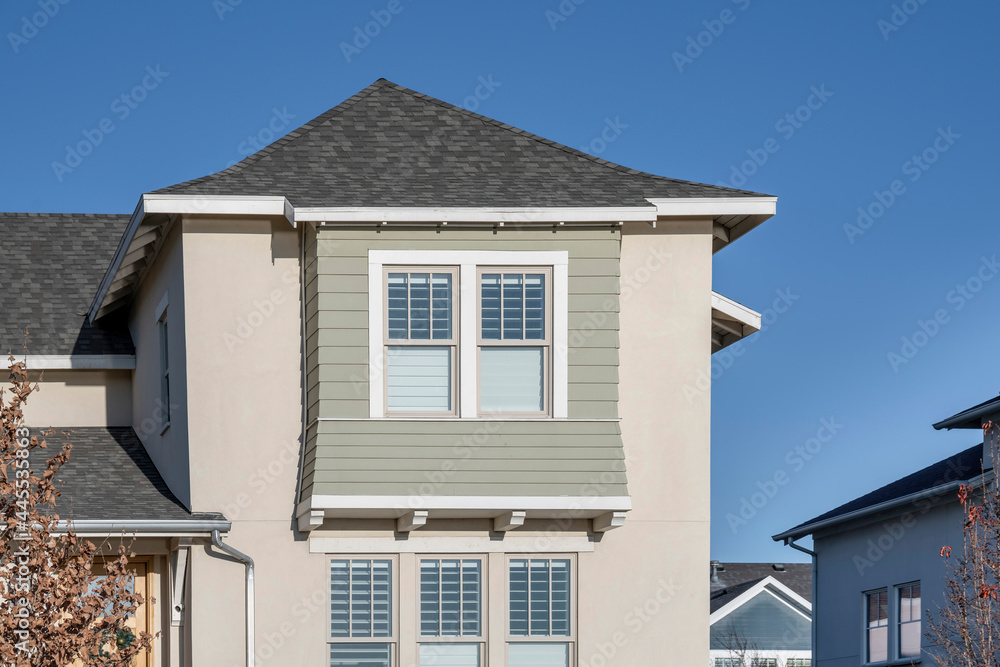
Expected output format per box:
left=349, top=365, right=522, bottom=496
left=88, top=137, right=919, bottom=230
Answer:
left=153, top=79, right=769, bottom=208
left=774, top=443, right=986, bottom=541
left=710, top=562, right=811, bottom=614
left=0, top=213, right=134, bottom=357
left=28, top=427, right=220, bottom=526
left=933, top=394, right=1000, bottom=430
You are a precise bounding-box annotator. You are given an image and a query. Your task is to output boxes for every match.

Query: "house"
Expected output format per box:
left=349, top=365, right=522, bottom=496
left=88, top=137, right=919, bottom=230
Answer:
left=709, top=562, right=812, bottom=667
left=773, top=396, right=997, bottom=666
left=2, top=79, right=777, bottom=666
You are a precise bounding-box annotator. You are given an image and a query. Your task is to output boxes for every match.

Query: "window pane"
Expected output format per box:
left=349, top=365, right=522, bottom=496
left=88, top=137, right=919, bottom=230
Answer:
left=419, top=643, right=480, bottom=667
left=387, top=273, right=409, bottom=339
left=409, top=273, right=431, bottom=340
left=509, top=560, right=529, bottom=636
left=331, top=561, right=351, bottom=638
left=900, top=621, right=920, bottom=657
left=503, top=274, right=525, bottom=339
left=868, top=626, right=888, bottom=662
left=432, top=273, right=453, bottom=340
left=479, top=347, right=543, bottom=413
left=508, top=643, right=569, bottom=667
left=480, top=274, right=502, bottom=340
left=529, top=560, right=550, bottom=636
left=420, top=560, right=440, bottom=637
left=461, top=560, right=481, bottom=636
left=351, top=561, right=372, bottom=637
left=387, top=346, right=451, bottom=412
left=330, top=643, right=391, bottom=667
left=441, top=560, right=461, bottom=636
left=550, top=560, right=571, bottom=637
left=523, top=274, right=545, bottom=340
left=372, top=560, right=392, bottom=638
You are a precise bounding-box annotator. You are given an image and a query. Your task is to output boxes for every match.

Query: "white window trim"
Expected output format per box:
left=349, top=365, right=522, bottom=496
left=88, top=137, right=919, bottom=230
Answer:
left=368, top=250, right=569, bottom=419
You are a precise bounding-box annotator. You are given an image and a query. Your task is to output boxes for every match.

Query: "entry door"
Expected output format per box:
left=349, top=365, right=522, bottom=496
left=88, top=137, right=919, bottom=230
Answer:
left=72, top=559, right=151, bottom=667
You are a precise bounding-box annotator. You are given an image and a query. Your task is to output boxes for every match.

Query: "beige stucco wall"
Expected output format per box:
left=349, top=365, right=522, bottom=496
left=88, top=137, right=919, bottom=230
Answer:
left=22, top=369, right=132, bottom=427
left=129, top=222, right=192, bottom=508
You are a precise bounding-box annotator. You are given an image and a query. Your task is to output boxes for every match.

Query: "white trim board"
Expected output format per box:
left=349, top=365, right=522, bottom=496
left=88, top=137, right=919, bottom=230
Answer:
left=368, top=250, right=570, bottom=419
left=19, top=355, right=136, bottom=370
left=298, top=494, right=632, bottom=516
left=709, top=575, right=812, bottom=625
left=646, top=196, right=777, bottom=218
left=309, top=535, right=595, bottom=554
left=299, top=206, right=655, bottom=223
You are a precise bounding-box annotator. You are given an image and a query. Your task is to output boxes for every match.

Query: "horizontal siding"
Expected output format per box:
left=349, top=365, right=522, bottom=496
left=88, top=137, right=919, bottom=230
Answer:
left=303, top=420, right=626, bottom=500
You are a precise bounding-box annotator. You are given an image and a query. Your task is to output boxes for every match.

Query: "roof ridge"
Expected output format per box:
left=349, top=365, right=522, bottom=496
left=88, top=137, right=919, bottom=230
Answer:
left=376, top=80, right=764, bottom=197
left=155, top=79, right=393, bottom=194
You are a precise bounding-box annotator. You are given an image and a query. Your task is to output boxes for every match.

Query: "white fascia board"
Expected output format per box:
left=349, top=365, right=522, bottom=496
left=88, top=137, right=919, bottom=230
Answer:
left=711, top=291, right=762, bottom=333
left=297, top=495, right=632, bottom=516
left=369, top=249, right=569, bottom=266
left=309, top=535, right=595, bottom=555
left=646, top=197, right=777, bottom=218
left=88, top=198, right=146, bottom=323
left=141, top=194, right=296, bottom=226
left=297, top=206, right=657, bottom=224
left=709, top=575, right=812, bottom=625
left=22, top=355, right=136, bottom=370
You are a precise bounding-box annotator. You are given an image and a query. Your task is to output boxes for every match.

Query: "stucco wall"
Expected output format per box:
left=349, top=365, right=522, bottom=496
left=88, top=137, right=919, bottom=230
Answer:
left=22, top=369, right=132, bottom=427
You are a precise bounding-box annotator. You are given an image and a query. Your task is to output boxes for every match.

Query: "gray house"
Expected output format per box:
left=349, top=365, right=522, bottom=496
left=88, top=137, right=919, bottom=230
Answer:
left=709, top=562, right=812, bottom=666
left=773, top=395, right=998, bottom=666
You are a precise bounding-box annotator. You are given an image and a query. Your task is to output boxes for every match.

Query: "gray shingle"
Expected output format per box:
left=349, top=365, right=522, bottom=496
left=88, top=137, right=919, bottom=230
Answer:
left=0, top=213, right=133, bottom=356
left=26, top=427, right=213, bottom=522
left=154, top=79, right=770, bottom=207
left=710, top=562, right=812, bottom=613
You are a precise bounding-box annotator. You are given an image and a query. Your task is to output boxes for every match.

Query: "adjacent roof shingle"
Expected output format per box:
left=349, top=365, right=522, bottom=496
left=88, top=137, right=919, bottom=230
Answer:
left=27, top=427, right=213, bottom=522
left=710, top=562, right=811, bottom=614
left=153, top=79, right=770, bottom=208
left=0, top=213, right=133, bottom=356
left=784, top=443, right=986, bottom=536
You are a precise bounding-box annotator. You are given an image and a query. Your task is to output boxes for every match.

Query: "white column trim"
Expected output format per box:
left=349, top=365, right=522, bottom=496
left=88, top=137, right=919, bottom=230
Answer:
left=368, top=262, right=384, bottom=418
left=553, top=261, right=569, bottom=418
left=459, top=263, right=477, bottom=418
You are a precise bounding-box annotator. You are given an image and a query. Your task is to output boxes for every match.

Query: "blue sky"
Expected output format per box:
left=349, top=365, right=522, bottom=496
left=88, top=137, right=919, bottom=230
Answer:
left=2, top=1, right=996, bottom=562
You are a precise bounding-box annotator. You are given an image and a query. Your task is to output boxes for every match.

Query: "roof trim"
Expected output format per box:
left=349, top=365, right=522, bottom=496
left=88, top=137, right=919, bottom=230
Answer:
left=772, top=471, right=993, bottom=542
left=933, top=395, right=1000, bottom=430
left=710, top=575, right=812, bottom=625
left=646, top=196, right=777, bottom=218
left=299, top=206, right=656, bottom=224
left=23, top=355, right=135, bottom=370
left=712, top=292, right=761, bottom=352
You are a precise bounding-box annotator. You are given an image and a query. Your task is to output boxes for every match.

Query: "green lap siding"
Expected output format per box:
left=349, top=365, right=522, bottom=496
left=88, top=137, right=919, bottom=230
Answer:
left=301, top=225, right=625, bottom=501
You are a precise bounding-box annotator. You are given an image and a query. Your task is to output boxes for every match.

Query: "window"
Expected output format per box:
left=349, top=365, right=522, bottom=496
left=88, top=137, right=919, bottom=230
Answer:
left=478, top=269, right=551, bottom=415
left=785, top=660, right=811, bottom=667
left=750, top=660, right=776, bottom=667
left=508, top=558, right=572, bottom=667
left=897, top=582, right=921, bottom=659
left=158, top=310, right=170, bottom=431
left=865, top=589, right=888, bottom=663
left=419, top=559, right=483, bottom=667
left=369, top=251, right=569, bottom=419
left=714, top=660, right=741, bottom=667
left=330, top=559, right=394, bottom=667
left=384, top=268, right=458, bottom=415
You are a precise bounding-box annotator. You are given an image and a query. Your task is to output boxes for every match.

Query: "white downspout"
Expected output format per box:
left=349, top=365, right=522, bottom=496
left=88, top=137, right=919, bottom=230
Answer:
left=212, top=530, right=255, bottom=667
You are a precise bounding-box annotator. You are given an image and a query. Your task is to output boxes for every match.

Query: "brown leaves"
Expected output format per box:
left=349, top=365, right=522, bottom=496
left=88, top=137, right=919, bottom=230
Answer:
left=941, top=545, right=953, bottom=558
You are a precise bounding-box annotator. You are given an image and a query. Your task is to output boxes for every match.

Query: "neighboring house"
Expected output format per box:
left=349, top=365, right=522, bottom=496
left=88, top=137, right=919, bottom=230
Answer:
left=773, top=396, right=998, bottom=666
left=709, top=562, right=812, bottom=667
left=1, top=79, right=778, bottom=666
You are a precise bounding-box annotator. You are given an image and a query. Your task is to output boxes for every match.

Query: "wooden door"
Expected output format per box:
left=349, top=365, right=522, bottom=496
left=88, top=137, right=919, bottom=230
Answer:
left=71, top=559, right=151, bottom=667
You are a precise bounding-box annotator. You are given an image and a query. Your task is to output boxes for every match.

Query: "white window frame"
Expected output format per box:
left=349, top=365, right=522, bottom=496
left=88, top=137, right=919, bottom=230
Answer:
left=504, top=554, right=576, bottom=666
left=155, top=292, right=170, bottom=435
left=417, top=555, right=487, bottom=666
left=328, top=556, right=399, bottom=666
left=369, top=250, right=569, bottom=419
left=863, top=587, right=889, bottom=665
left=895, top=581, right=921, bottom=661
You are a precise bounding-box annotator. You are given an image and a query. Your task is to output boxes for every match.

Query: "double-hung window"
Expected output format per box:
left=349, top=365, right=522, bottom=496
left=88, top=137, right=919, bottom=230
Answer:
left=478, top=269, right=551, bottom=415
left=330, top=559, right=395, bottom=667
left=384, top=268, right=458, bottom=415
left=507, top=558, right=573, bottom=667
left=865, top=588, right=888, bottom=663
left=419, top=558, right=483, bottom=666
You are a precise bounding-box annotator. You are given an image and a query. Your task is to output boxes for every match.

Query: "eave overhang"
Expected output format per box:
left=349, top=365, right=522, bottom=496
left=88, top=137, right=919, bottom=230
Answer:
left=712, top=292, right=762, bottom=352
left=645, top=196, right=777, bottom=253
left=933, top=395, right=1000, bottom=430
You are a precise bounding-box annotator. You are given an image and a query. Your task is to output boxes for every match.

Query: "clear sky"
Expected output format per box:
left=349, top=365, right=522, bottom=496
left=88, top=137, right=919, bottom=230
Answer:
left=2, top=1, right=996, bottom=563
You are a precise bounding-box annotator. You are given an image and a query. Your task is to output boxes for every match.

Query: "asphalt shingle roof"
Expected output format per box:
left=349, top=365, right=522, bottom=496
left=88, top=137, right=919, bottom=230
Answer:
left=710, top=562, right=812, bottom=614
left=154, top=79, right=770, bottom=207
left=0, top=213, right=134, bottom=356
left=27, top=427, right=216, bottom=522
left=787, top=443, right=986, bottom=534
